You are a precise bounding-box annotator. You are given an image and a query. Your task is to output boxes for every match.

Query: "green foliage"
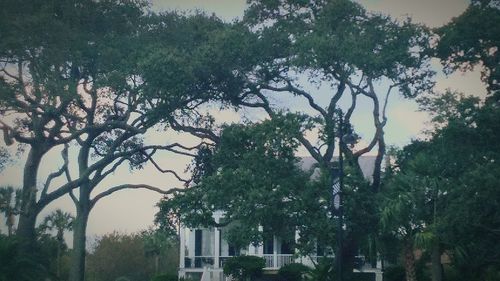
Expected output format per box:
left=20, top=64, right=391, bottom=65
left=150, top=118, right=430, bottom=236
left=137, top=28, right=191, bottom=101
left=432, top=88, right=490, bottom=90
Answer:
left=141, top=228, right=179, bottom=275
left=0, top=186, right=21, bottom=236
left=0, top=235, right=55, bottom=281
left=245, top=0, right=434, bottom=97
left=39, top=209, right=74, bottom=244
left=86, top=230, right=178, bottom=281
left=0, top=148, right=10, bottom=172
left=309, top=258, right=334, bottom=281
left=382, top=265, right=405, bottom=281
left=223, top=255, right=266, bottom=281
left=150, top=273, right=178, bottom=281
left=435, top=0, right=500, bottom=98
left=156, top=116, right=326, bottom=250
left=278, top=263, right=310, bottom=281
left=381, top=91, right=500, bottom=279
left=86, top=232, right=154, bottom=281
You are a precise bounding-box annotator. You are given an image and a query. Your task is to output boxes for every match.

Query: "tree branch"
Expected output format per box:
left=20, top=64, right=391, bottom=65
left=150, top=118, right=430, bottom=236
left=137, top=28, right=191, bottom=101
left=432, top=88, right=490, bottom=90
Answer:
left=90, top=184, right=185, bottom=208
left=41, top=144, right=69, bottom=199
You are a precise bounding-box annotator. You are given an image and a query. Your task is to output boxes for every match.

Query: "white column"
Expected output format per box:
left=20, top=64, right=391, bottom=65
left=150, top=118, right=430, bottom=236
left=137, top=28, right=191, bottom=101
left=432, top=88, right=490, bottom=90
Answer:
left=273, top=235, right=278, bottom=268
left=257, top=226, right=264, bottom=257
left=214, top=227, right=220, bottom=268
left=180, top=227, right=186, bottom=269
left=214, top=211, right=222, bottom=269
left=294, top=230, right=301, bottom=263
left=188, top=229, right=195, bottom=260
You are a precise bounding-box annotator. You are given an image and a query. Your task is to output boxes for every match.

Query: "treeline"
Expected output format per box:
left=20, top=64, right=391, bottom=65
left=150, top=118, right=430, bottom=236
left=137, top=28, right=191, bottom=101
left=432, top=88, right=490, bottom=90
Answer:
left=0, top=222, right=178, bottom=281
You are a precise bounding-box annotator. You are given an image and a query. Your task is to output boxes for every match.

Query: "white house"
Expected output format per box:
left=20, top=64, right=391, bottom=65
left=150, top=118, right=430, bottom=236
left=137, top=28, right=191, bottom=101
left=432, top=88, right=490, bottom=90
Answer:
left=178, top=156, right=383, bottom=281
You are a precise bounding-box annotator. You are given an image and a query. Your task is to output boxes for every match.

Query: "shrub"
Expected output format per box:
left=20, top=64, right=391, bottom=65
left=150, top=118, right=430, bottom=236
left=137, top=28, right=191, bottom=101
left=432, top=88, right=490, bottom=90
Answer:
left=151, top=273, right=178, bottom=281
left=223, top=255, right=266, bottom=281
left=278, top=263, right=310, bottom=281
left=383, top=265, right=405, bottom=281
left=309, top=258, right=334, bottom=281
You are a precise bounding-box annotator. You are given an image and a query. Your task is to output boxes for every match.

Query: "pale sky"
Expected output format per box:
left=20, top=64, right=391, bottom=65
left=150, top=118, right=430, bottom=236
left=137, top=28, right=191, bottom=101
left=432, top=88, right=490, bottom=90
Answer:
left=0, top=0, right=487, bottom=247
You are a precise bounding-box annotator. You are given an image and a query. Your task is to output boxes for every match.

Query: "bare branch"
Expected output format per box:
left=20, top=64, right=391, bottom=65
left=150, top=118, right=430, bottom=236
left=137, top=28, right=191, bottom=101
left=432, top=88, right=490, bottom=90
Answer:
left=0, top=120, right=14, bottom=146
left=260, top=82, right=328, bottom=118
left=168, top=118, right=220, bottom=143
left=41, top=144, right=69, bottom=199
left=91, top=184, right=185, bottom=208
left=145, top=155, right=191, bottom=184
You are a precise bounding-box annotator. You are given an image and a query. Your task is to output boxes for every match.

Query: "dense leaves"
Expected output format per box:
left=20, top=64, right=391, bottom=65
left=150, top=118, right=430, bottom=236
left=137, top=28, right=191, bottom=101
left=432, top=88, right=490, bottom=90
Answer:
left=86, top=230, right=178, bottom=281
left=223, top=255, right=266, bottom=281
left=380, top=92, right=500, bottom=281
left=435, top=0, right=500, bottom=98
left=156, top=115, right=314, bottom=246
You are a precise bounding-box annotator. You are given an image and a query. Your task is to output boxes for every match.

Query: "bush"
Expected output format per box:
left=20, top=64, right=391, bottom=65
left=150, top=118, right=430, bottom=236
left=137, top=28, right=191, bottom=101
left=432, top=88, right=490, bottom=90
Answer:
left=0, top=235, right=50, bottom=281
left=278, top=263, right=310, bottom=281
left=309, top=258, right=334, bottom=281
left=383, top=265, right=405, bottom=281
left=151, top=274, right=178, bottom=281
left=223, top=255, right=266, bottom=281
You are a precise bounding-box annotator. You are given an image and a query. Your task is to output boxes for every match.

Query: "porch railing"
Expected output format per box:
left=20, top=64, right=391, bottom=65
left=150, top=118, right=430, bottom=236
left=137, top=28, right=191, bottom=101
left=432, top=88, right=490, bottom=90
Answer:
left=184, top=256, right=215, bottom=268
left=186, top=254, right=297, bottom=269
left=262, top=254, right=274, bottom=268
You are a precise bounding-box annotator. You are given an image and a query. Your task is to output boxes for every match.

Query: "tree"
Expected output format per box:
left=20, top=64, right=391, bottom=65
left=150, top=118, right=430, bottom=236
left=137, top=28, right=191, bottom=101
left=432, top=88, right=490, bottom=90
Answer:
left=39, top=209, right=74, bottom=279
left=380, top=92, right=500, bottom=281
left=380, top=151, right=439, bottom=281
left=156, top=117, right=329, bottom=251
left=141, top=228, right=179, bottom=276
left=0, top=235, right=51, bottom=281
left=0, top=2, right=230, bottom=281
left=0, top=186, right=21, bottom=236
left=64, top=10, right=257, bottom=281
left=425, top=94, right=500, bottom=281
left=435, top=0, right=500, bottom=99
left=86, top=231, right=158, bottom=281
left=0, top=0, right=153, bottom=247
left=158, top=0, right=434, bottom=276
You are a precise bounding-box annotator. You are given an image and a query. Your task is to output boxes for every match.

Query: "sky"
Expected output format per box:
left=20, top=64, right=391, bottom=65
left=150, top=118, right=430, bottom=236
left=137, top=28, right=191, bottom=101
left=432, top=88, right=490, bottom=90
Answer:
left=0, top=0, right=487, bottom=247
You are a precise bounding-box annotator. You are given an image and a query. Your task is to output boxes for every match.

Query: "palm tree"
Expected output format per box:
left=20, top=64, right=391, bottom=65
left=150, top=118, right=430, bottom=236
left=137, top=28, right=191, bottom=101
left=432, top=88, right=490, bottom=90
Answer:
left=0, top=186, right=21, bottom=236
left=40, top=209, right=74, bottom=278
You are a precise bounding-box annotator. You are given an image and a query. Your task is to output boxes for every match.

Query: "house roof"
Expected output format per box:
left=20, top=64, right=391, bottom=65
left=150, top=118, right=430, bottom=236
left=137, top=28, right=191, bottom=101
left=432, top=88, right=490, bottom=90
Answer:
left=299, top=155, right=378, bottom=181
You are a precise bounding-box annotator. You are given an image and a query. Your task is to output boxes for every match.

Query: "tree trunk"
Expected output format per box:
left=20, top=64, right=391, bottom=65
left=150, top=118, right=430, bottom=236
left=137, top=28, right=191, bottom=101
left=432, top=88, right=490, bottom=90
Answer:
left=341, top=235, right=358, bottom=280
left=57, top=242, right=62, bottom=279
left=430, top=241, right=443, bottom=281
left=7, top=213, right=14, bottom=236
left=69, top=140, right=93, bottom=281
left=155, top=255, right=159, bottom=275
left=403, top=240, right=417, bottom=281
left=69, top=199, right=90, bottom=281
left=16, top=147, right=44, bottom=247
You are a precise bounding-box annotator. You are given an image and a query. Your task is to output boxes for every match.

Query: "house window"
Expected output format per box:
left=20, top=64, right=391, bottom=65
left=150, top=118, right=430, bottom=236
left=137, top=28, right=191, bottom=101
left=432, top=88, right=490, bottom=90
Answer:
left=228, top=244, right=240, bottom=256
left=195, top=229, right=202, bottom=256
left=281, top=240, right=294, bottom=255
